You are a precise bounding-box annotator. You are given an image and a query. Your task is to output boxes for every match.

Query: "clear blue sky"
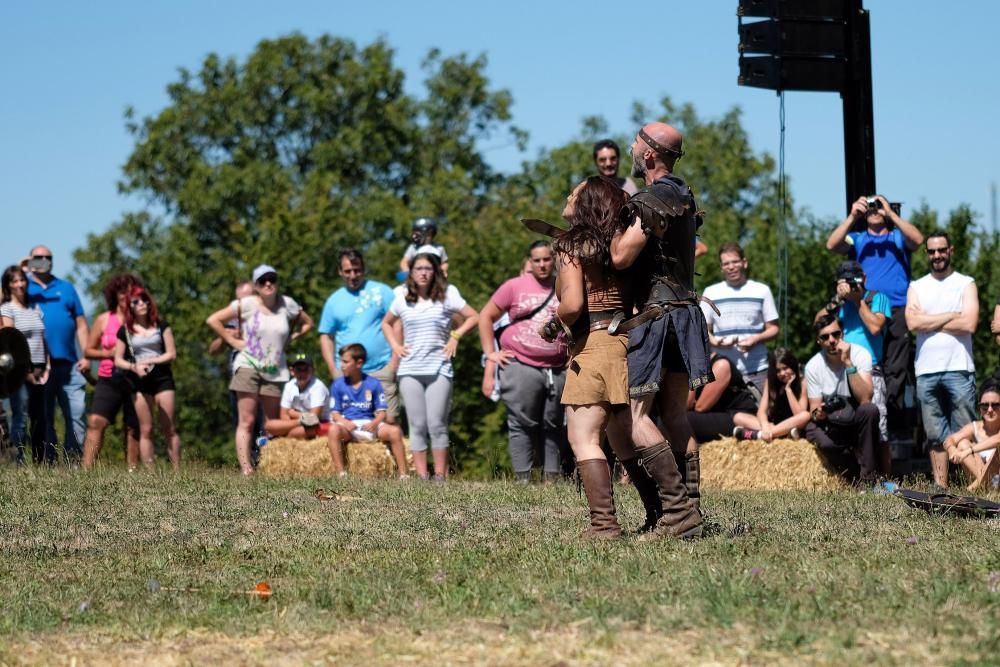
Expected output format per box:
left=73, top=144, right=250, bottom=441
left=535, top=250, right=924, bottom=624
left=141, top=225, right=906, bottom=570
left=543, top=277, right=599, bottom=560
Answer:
left=2, top=1, right=998, bottom=286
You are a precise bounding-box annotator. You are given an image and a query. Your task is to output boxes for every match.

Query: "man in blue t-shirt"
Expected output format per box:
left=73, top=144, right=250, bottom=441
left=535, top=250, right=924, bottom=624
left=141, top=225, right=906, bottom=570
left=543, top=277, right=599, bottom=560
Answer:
left=327, top=343, right=409, bottom=479
left=318, top=249, right=399, bottom=423
left=25, top=245, right=89, bottom=462
left=826, top=195, right=924, bottom=437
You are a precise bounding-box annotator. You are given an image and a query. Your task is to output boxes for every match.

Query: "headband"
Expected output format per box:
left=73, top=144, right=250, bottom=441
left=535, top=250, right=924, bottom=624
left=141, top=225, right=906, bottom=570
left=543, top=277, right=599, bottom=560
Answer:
left=639, top=128, right=684, bottom=159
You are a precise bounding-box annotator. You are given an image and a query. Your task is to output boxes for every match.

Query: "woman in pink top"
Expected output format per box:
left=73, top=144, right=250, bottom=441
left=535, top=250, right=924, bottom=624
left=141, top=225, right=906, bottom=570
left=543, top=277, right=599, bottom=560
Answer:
left=82, top=273, right=143, bottom=469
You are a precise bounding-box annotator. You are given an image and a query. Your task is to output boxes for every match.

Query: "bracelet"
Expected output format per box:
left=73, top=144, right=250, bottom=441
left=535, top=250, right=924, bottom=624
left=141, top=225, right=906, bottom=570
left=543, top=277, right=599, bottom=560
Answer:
left=450, top=331, right=461, bottom=341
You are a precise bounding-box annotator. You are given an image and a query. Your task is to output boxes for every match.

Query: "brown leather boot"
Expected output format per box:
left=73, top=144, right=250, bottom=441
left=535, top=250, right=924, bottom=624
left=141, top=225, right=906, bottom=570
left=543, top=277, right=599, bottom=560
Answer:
left=637, top=441, right=702, bottom=540
left=684, top=451, right=701, bottom=513
left=620, top=457, right=661, bottom=533
left=576, top=459, right=622, bottom=540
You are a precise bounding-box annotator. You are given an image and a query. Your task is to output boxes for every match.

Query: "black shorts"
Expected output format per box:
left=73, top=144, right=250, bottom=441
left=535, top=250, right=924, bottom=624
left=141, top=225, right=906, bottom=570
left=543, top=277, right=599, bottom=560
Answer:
left=91, top=376, right=139, bottom=431
left=125, top=365, right=176, bottom=396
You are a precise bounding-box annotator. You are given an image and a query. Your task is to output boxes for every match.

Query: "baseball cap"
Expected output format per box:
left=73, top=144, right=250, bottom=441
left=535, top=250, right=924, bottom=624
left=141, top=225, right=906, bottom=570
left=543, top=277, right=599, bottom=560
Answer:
left=836, top=260, right=864, bottom=280
left=289, top=353, right=313, bottom=367
left=252, top=264, right=278, bottom=283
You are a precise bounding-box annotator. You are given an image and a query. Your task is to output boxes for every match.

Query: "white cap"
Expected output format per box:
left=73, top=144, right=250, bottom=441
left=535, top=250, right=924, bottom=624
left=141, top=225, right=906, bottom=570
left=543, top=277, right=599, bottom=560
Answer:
left=252, top=264, right=277, bottom=283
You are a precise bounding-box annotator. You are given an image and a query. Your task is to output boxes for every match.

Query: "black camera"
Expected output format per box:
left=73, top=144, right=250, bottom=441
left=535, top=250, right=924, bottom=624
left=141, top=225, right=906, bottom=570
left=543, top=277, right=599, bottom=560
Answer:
left=821, top=394, right=846, bottom=414
left=866, top=196, right=882, bottom=211
left=824, top=296, right=842, bottom=314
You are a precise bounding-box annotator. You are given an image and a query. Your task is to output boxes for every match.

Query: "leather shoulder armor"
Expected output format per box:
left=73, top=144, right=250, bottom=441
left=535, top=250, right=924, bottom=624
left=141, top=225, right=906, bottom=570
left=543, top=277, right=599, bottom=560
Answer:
left=619, top=181, right=694, bottom=236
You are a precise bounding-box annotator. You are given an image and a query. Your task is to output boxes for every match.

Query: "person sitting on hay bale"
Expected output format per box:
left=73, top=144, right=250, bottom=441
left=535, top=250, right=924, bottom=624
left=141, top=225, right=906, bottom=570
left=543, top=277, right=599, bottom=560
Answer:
left=732, top=348, right=811, bottom=441
left=327, top=343, right=409, bottom=479
left=686, top=353, right=758, bottom=443
left=943, top=378, right=1000, bottom=491
left=261, top=353, right=329, bottom=441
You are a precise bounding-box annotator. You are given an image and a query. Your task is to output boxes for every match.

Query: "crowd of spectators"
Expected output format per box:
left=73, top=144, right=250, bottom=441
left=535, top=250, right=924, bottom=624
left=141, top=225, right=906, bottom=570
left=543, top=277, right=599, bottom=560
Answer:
left=1, top=141, right=997, bottom=492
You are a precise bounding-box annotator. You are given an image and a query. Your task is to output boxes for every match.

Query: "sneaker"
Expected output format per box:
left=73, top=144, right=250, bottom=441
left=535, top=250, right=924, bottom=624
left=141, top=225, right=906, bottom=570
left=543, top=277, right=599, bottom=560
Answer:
left=298, top=413, right=319, bottom=428
left=255, top=436, right=269, bottom=448
left=790, top=427, right=801, bottom=440
left=732, top=427, right=759, bottom=441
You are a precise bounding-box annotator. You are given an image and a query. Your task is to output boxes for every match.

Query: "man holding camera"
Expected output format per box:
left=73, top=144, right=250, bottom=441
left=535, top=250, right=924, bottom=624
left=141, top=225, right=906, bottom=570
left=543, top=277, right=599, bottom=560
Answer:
left=816, top=261, right=893, bottom=452
left=804, top=313, right=882, bottom=486
left=905, top=231, right=978, bottom=489
left=826, top=195, right=923, bottom=437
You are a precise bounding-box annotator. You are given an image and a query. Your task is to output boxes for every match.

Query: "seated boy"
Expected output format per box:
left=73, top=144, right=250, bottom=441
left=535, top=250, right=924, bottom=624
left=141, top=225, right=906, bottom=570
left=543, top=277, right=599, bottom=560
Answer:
left=262, top=353, right=330, bottom=440
left=328, top=343, right=409, bottom=478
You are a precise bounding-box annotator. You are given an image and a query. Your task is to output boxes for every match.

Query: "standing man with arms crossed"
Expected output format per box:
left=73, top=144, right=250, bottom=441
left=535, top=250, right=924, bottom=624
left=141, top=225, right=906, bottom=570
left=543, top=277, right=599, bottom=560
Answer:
left=827, top=195, right=923, bottom=437
left=318, top=249, right=400, bottom=425
left=905, top=231, right=978, bottom=489
left=609, top=121, right=707, bottom=539
left=25, top=245, right=89, bottom=462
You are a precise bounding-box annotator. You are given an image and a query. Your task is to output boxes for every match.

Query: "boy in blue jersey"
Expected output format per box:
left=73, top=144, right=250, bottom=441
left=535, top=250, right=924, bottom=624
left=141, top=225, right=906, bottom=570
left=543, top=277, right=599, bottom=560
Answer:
left=328, top=343, right=409, bottom=478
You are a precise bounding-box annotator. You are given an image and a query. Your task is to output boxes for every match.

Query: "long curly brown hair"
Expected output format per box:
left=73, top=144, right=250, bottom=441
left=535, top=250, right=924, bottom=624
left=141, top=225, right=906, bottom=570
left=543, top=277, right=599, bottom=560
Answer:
left=553, top=175, right=627, bottom=268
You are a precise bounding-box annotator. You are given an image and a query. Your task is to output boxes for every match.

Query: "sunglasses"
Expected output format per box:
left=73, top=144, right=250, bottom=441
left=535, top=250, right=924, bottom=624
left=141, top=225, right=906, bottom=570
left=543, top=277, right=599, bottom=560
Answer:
left=130, top=296, right=150, bottom=306
left=256, top=273, right=278, bottom=285
left=32, top=254, right=53, bottom=260
left=926, top=247, right=949, bottom=256
left=979, top=402, right=1000, bottom=412
left=819, top=330, right=843, bottom=342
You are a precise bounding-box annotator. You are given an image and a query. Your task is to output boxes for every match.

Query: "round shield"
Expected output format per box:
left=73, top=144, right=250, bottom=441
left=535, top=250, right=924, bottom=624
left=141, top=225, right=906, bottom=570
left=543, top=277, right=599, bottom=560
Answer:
left=0, top=327, right=31, bottom=399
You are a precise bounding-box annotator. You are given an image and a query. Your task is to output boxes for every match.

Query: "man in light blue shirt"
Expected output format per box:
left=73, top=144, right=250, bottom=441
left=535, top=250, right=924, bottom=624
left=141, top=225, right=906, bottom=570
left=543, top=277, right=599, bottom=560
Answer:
left=25, top=245, right=89, bottom=462
left=318, top=249, right=398, bottom=422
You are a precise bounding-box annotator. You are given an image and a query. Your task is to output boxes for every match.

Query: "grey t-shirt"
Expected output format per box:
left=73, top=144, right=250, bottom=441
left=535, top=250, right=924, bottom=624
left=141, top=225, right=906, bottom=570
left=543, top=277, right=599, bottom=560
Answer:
left=0, top=301, right=46, bottom=364
left=118, top=320, right=169, bottom=362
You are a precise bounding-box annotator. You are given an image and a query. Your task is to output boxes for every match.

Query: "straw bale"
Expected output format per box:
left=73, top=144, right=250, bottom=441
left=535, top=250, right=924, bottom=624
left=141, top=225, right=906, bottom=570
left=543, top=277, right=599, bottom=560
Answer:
left=258, top=436, right=410, bottom=479
left=700, top=437, right=846, bottom=491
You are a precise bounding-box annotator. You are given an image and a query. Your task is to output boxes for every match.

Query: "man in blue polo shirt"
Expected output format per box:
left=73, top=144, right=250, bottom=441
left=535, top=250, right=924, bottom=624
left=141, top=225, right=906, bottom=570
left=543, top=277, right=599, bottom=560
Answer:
left=25, top=245, right=89, bottom=462
left=318, top=249, right=398, bottom=423
left=826, top=195, right=924, bottom=437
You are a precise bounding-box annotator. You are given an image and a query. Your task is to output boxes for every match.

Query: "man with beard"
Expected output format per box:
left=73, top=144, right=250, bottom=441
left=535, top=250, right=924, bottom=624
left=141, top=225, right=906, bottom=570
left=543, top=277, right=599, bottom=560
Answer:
left=609, top=121, right=707, bottom=539
left=593, top=139, right=639, bottom=196
left=905, top=231, right=979, bottom=489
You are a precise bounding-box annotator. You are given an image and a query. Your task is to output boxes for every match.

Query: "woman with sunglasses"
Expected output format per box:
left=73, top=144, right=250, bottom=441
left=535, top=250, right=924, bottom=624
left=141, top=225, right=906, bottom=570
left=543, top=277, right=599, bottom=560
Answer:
left=82, top=273, right=143, bottom=469
left=382, top=252, right=478, bottom=480
left=206, top=264, right=313, bottom=475
left=943, top=379, right=1000, bottom=491
left=113, top=285, right=180, bottom=469
left=1, top=265, right=51, bottom=465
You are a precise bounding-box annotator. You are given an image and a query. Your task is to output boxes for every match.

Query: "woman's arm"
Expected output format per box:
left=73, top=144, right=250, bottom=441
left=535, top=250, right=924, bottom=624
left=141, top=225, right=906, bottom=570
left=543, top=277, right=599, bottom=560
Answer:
left=84, top=312, right=110, bottom=360
left=151, top=325, right=177, bottom=365
left=756, top=379, right=771, bottom=425
left=291, top=309, right=314, bottom=341
left=113, top=339, right=133, bottom=372
left=787, top=381, right=809, bottom=414
left=381, top=311, right=408, bottom=357
left=443, top=304, right=480, bottom=360
left=206, top=303, right=243, bottom=349
left=555, top=254, right=584, bottom=327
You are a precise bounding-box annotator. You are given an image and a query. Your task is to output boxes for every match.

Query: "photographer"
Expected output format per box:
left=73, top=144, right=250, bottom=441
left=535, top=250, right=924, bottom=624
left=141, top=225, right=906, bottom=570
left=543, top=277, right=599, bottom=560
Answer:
left=826, top=195, right=923, bottom=438
left=399, top=217, right=449, bottom=276
left=804, top=314, right=884, bottom=488
left=816, top=261, right=893, bottom=452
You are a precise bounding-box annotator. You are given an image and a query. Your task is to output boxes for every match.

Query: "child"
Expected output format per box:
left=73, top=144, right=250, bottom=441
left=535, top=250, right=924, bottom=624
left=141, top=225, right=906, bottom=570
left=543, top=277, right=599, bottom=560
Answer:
left=943, top=378, right=1000, bottom=491
left=733, top=348, right=811, bottom=441
left=328, top=343, right=409, bottom=479
left=262, top=353, right=330, bottom=440
left=399, top=217, right=449, bottom=276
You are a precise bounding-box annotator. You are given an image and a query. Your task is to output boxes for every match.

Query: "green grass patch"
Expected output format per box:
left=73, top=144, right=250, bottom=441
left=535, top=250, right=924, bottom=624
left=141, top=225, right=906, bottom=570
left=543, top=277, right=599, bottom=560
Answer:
left=0, top=466, right=998, bottom=664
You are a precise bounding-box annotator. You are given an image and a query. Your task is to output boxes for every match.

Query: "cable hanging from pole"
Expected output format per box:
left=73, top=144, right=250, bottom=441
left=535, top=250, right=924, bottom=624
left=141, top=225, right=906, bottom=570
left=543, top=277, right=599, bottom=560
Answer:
left=777, top=90, right=789, bottom=349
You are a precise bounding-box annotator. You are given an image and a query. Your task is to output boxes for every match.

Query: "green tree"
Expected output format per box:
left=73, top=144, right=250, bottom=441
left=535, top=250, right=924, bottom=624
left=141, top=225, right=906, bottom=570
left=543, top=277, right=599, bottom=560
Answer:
left=74, top=34, right=524, bottom=464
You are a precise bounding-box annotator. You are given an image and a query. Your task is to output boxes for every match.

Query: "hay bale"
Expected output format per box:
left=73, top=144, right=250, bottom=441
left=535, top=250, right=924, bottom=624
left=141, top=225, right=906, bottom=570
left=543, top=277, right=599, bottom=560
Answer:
left=258, top=437, right=409, bottom=479
left=700, top=437, right=846, bottom=491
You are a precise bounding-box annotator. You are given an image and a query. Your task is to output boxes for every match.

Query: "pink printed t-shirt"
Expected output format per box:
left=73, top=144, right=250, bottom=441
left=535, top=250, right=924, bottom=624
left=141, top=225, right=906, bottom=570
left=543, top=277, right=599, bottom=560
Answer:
left=490, top=274, right=568, bottom=368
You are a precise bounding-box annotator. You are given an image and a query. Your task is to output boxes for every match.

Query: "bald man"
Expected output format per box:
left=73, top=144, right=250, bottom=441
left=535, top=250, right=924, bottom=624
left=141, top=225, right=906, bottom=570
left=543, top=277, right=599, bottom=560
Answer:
left=609, top=122, right=709, bottom=540
left=26, top=244, right=89, bottom=462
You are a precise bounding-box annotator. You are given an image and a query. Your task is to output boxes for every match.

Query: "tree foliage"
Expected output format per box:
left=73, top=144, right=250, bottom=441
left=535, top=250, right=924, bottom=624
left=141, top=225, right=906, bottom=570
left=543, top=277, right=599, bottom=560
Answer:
left=74, top=34, right=996, bottom=472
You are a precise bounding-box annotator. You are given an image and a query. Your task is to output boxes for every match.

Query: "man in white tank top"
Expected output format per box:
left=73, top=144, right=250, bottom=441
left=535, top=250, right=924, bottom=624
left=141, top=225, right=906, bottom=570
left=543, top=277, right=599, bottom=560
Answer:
left=905, top=231, right=979, bottom=488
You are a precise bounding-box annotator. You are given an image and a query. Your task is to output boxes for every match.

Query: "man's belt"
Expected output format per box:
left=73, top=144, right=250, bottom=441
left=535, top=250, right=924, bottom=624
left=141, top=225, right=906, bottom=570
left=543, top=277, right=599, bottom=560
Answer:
left=607, top=296, right=719, bottom=336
